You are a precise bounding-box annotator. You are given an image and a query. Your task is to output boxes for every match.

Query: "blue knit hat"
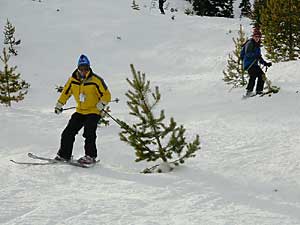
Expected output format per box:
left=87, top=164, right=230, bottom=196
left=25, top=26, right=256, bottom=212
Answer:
left=77, top=54, right=90, bottom=67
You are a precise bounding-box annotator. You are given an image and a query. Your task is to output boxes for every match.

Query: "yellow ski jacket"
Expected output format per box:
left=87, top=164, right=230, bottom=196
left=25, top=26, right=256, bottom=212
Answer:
left=58, top=69, right=111, bottom=115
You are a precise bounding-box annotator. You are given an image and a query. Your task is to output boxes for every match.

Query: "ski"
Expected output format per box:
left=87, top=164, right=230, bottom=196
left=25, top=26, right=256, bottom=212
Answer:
left=10, top=159, right=56, bottom=165
left=242, top=87, right=280, bottom=99
left=28, top=153, right=99, bottom=168
left=28, top=152, right=58, bottom=162
left=10, top=153, right=99, bottom=168
left=242, top=92, right=272, bottom=99
left=259, top=91, right=273, bottom=97
left=259, top=87, right=280, bottom=97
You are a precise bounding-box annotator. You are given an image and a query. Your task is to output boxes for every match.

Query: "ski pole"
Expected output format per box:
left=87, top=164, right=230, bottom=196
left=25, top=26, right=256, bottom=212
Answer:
left=247, top=58, right=258, bottom=71
left=261, top=65, right=272, bottom=90
left=62, top=98, right=120, bottom=111
left=63, top=106, right=76, bottom=111
left=100, top=109, right=124, bottom=128
left=101, top=110, right=135, bottom=136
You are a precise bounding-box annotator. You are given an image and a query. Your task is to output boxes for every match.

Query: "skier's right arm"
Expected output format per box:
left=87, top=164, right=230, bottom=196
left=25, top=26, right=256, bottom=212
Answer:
left=57, top=78, right=73, bottom=105
left=54, top=78, right=72, bottom=114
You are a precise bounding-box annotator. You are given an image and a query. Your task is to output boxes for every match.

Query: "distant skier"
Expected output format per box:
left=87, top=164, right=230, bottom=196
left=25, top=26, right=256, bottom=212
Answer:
left=242, top=28, right=272, bottom=96
left=54, top=54, right=111, bottom=164
left=159, top=0, right=166, bottom=14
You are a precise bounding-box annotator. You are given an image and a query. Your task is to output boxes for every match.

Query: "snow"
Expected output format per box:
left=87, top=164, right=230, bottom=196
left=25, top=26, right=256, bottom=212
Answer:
left=1, top=0, right=300, bottom=224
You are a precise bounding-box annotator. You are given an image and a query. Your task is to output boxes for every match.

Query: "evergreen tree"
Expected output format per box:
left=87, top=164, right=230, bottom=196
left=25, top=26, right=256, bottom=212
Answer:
left=212, top=0, right=234, bottom=18
left=3, top=19, right=20, bottom=56
left=225, top=0, right=234, bottom=18
left=223, top=25, right=248, bottom=88
left=239, top=0, right=252, bottom=18
left=0, top=48, right=30, bottom=106
left=119, top=64, right=200, bottom=173
left=192, top=0, right=212, bottom=16
left=193, top=0, right=233, bottom=18
left=260, top=0, right=300, bottom=62
left=251, top=0, right=267, bottom=28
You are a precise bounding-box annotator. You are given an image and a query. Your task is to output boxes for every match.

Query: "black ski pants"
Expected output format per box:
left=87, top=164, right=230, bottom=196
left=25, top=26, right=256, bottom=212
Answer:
left=246, top=64, right=265, bottom=93
left=159, top=0, right=165, bottom=14
left=57, top=112, right=100, bottom=160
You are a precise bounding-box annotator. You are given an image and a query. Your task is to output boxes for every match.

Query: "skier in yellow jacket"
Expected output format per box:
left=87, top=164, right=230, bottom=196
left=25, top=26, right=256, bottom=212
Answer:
left=54, top=54, right=111, bottom=164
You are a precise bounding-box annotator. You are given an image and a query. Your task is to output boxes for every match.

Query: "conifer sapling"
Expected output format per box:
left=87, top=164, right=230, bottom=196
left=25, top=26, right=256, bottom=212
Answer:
left=119, top=64, right=200, bottom=173
left=223, top=24, right=248, bottom=89
left=0, top=48, right=29, bottom=106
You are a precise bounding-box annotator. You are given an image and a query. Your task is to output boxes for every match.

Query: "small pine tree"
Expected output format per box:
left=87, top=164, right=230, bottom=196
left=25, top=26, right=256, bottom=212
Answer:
left=239, top=0, right=252, bottom=18
left=0, top=48, right=30, bottom=106
left=119, top=64, right=200, bottom=173
left=260, top=0, right=300, bottom=62
left=223, top=25, right=248, bottom=88
left=131, top=0, right=140, bottom=10
left=3, top=19, right=20, bottom=56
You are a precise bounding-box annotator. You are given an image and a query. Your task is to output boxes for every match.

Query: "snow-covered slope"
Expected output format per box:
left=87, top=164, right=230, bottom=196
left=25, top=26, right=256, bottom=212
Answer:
left=1, top=0, right=300, bottom=224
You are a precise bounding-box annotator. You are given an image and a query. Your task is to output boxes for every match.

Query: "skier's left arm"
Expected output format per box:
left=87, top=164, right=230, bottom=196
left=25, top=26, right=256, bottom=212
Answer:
left=57, top=78, right=73, bottom=105
left=258, top=48, right=272, bottom=67
left=95, top=77, right=111, bottom=111
left=55, top=78, right=73, bottom=114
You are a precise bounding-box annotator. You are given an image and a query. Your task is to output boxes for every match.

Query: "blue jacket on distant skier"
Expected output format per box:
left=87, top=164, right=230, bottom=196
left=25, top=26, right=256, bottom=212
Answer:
left=241, top=38, right=267, bottom=71
left=243, top=28, right=272, bottom=96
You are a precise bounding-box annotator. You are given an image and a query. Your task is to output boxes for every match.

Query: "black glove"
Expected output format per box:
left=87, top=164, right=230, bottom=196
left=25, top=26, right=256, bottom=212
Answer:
left=265, top=62, right=272, bottom=67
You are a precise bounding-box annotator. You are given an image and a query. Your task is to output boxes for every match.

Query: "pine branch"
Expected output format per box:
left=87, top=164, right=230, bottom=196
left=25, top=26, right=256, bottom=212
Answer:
left=3, top=19, right=19, bottom=56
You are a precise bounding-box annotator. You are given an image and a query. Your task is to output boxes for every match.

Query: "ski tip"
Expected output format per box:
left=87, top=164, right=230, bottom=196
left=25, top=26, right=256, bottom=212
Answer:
left=28, top=152, right=39, bottom=159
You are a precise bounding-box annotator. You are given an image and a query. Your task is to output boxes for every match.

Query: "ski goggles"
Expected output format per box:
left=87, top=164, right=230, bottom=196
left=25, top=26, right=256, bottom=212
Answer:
left=78, top=65, right=90, bottom=73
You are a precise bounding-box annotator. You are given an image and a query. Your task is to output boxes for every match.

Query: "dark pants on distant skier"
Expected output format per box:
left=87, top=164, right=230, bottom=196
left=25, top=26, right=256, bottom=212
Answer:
left=246, top=64, right=265, bottom=93
left=159, top=0, right=165, bottom=14
left=57, top=112, right=100, bottom=160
